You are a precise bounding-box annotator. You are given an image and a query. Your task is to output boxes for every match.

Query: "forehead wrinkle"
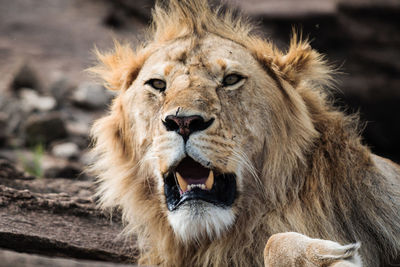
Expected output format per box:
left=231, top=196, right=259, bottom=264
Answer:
left=174, top=37, right=203, bottom=62
left=164, top=64, right=174, bottom=76
left=170, top=49, right=187, bottom=63
left=216, top=59, right=227, bottom=71
left=165, top=40, right=189, bottom=62
left=167, top=37, right=224, bottom=84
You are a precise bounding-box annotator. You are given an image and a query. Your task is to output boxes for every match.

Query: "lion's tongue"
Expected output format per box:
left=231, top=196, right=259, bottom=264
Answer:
left=175, top=157, right=214, bottom=193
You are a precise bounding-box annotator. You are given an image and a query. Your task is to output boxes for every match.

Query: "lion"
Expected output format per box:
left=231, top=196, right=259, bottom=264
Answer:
left=89, top=0, right=400, bottom=266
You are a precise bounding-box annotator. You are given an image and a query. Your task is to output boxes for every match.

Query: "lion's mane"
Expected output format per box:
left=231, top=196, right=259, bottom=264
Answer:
left=89, top=1, right=400, bottom=266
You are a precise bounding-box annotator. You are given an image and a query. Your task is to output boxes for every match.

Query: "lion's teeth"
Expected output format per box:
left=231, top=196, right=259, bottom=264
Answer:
left=177, top=171, right=214, bottom=193
left=205, top=170, right=214, bottom=190
left=176, top=172, right=188, bottom=192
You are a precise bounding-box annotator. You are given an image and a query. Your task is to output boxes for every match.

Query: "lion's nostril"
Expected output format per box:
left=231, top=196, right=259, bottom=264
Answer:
left=163, top=115, right=214, bottom=141
left=163, top=118, right=180, bottom=131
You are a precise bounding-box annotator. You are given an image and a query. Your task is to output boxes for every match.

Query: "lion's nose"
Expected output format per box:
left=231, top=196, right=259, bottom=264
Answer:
left=163, top=115, right=214, bottom=141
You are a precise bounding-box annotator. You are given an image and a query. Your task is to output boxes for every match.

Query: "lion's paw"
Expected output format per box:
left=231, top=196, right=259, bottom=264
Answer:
left=264, top=232, right=362, bottom=267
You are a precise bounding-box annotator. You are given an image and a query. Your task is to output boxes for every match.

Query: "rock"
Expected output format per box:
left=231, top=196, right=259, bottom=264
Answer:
left=0, top=174, right=93, bottom=196
left=40, top=153, right=85, bottom=179
left=0, top=113, right=7, bottom=147
left=0, top=185, right=96, bottom=215
left=43, top=160, right=83, bottom=179
left=44, top=165, right=82, bottom=179
left=0, top=185, right=138, bottom=263
left=49, top=78, right=73, bottom=106
left=66, top=121, right=91, bottom=138
left=10, top=63, right=41, bottom=92
left=19, top=89, right=57, bottom=112
left=24, top=112, right=68, bottom=146
left=0, top=159, right=35, bottom=180
left=0, top=94, right=25, bottom=142
left=72, top=82, right=112, bottom=110
left=51, top=142, right=80, bottom=160
left=0, top=249, right=138, bottom=267
left=0, top=160, right=138, bottom=264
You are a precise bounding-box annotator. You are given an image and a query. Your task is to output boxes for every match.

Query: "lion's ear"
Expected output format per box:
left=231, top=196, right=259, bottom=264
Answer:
left=88, top=41, right=148, bottom=91
left=273, top=34, right=332, bottom=88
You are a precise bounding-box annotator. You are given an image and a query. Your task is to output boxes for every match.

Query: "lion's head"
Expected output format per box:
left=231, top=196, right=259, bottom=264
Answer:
left=90, top=0, right=334, bottom=265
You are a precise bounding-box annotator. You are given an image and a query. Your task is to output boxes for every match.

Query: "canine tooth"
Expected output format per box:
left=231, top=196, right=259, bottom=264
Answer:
left=205, top=170, right=214, bottom=190
left=176, top=172, right=188, bottom=192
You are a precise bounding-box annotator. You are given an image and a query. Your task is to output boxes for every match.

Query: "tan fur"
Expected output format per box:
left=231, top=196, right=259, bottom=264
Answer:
left=89, top=0, right=400, bottom=266
left=264, top=232, right=362, bottom=267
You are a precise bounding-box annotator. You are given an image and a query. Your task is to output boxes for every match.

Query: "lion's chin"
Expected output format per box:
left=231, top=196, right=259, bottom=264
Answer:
left=167, top=200, right=236, bottom=243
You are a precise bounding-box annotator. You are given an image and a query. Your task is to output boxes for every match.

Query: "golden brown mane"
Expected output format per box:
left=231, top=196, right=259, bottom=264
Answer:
left=89, top=1, right=400, bottom=266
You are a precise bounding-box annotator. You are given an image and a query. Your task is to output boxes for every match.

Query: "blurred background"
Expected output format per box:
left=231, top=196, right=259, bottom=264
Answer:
left=0, top=0, right=399, bottom=264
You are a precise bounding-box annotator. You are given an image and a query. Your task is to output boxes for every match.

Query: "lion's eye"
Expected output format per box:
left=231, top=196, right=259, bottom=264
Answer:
left=146, top=79, right=166, bottom=91
left=222, top=74, right=243, bottom=86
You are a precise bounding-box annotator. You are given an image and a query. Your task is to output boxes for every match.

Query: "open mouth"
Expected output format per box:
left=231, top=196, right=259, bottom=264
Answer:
left=164, top=157, right=237, bottom=211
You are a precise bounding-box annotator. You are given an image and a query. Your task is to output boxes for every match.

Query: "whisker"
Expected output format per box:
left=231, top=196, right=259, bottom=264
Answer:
left=131, top=153, right=158, bottom=194
left=230, top=148, right=267, bottom=200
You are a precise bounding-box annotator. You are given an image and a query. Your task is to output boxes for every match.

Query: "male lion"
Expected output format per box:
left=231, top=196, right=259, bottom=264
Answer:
left=89, top=0, right=400, bottom=266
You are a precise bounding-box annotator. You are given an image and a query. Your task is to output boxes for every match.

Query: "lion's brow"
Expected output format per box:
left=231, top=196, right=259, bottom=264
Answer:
left=164, top=64, right=174, bottom=76
left=216, top=59, right=227, bottom=70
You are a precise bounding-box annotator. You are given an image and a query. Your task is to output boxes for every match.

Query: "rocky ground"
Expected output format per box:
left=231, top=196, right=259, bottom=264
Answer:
left=0, top=0, right=399, bottom=266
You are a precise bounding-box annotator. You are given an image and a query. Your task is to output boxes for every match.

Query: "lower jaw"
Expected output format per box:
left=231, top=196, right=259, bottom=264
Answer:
left=164, top=173, right=237, bottom=211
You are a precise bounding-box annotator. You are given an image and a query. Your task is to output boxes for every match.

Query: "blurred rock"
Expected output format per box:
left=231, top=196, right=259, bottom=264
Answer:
left=49, top=78, right=73, bottom=106
left=42, top=156, right=83, bottom=179
left=66, top=121, right=91, bottom=138
left=0, top=113, right=7, bottom=147
left=0, top=159, right=35, bottom=180
left=19, top=89, right=57, bottom=112
left=68, top=135, right=90, bottom=152
left=24, top=113, right=68, bottom=146
left=44, top=164, right=82, bottom=179
left=0, top=95, right=24, bottom=139
left=72, top=82, right=112, bottom=110
left=52, top=142, right=80, bottom=160
left=10, top=64, right=41, bottom=92
left=0, top=161, right=92, bottom=195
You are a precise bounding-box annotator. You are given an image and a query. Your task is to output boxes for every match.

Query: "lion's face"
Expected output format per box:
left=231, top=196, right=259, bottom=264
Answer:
left=122, top=34, right=285, bottom=242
